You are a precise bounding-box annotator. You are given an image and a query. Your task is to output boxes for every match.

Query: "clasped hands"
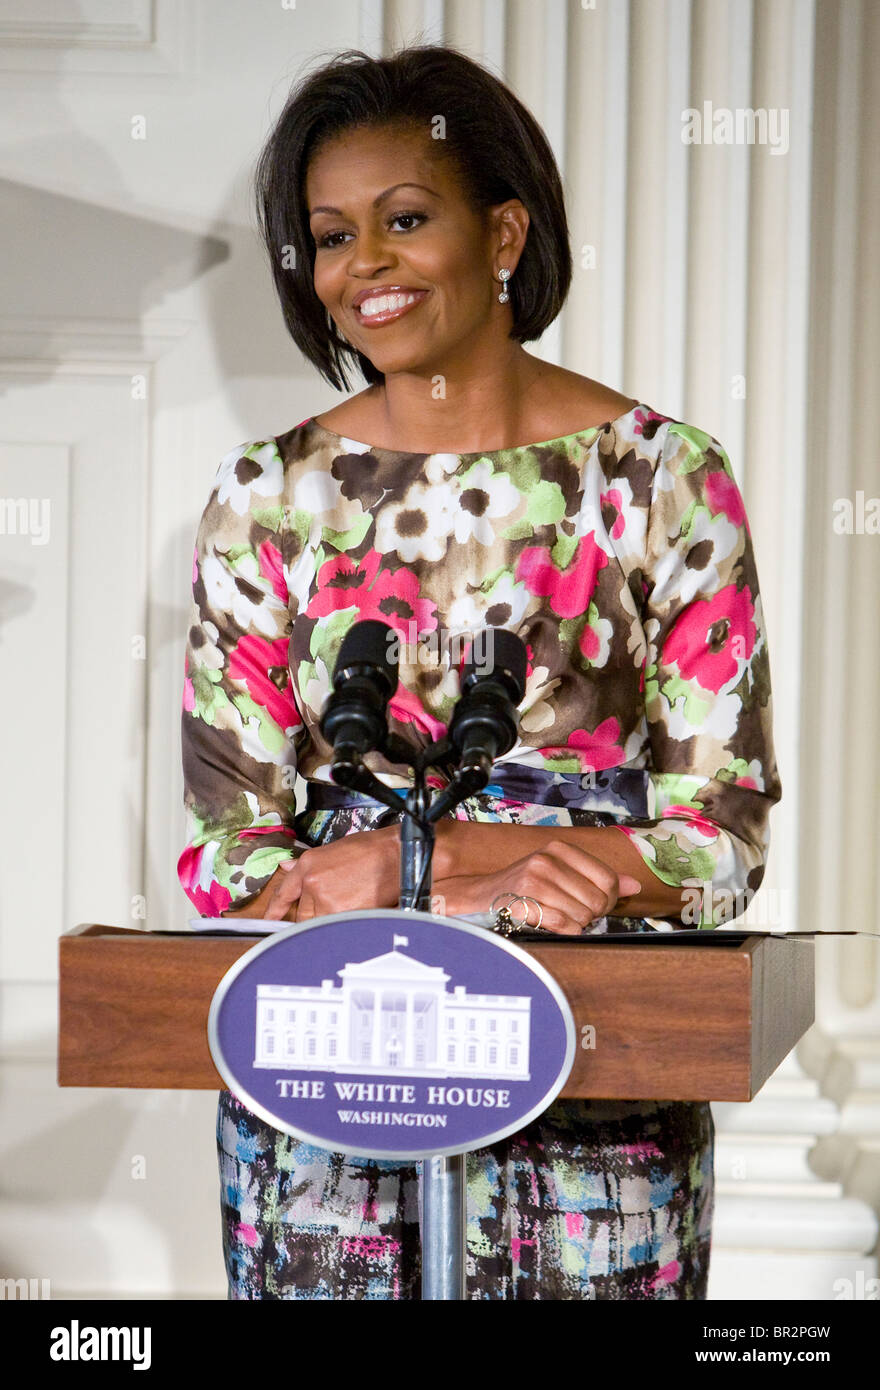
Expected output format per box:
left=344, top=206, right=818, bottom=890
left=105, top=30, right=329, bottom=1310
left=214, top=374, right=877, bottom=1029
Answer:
left=257, top=821, right=641, bottom=936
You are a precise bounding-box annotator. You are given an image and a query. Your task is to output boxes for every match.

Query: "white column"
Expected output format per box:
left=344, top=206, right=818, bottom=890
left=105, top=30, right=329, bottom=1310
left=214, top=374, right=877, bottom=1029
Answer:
left=709, top=1048, right=878, bottom=1300
left=405, top=991, right=415, bottom=1067
left=371, top=989, right=383, bottom=1066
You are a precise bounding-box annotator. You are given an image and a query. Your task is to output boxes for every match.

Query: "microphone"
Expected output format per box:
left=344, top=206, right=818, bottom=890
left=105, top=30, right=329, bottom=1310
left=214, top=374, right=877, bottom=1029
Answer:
left=445, top=628, right=527, bottom=792
left=319, top=620, right=398, bottom=784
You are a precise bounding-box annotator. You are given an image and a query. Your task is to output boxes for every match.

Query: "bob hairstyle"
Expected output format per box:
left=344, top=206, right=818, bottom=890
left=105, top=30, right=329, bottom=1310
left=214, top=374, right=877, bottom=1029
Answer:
left=253, top=43, right=573, bottom=392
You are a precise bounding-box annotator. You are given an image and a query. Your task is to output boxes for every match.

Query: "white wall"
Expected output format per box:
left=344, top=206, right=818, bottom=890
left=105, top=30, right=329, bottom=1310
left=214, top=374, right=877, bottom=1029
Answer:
left=1, top=0, right=877, bottom=1299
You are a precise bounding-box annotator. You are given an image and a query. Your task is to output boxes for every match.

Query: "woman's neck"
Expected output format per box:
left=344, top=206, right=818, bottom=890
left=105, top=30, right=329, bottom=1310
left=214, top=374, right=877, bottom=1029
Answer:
left=354, top=348, right=563, bottom=454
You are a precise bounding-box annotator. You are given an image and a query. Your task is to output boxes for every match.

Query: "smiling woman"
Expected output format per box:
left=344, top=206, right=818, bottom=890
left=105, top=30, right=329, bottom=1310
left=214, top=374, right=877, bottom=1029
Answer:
left=252, top=44, right=572, bottom=407
left=179, top=42, right=780, bottom=1302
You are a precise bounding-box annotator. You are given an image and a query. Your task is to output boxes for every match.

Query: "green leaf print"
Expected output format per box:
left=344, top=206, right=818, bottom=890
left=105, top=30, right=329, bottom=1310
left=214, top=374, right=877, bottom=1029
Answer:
left=489, top=449, right=540, bottom=494
left=225, top=542, right=254, bottom=567
left=251, top=504, right=285, bottom=531
left=643, top=833, right=716, bottom=887
left=195, top=790, right=285, bottom=846
left=666, top=425, right=737, bottom=484
left=289, top=509, right=313, bottom=552
left=660, top=673, right=712, bottom=724
left=642, top=661, right=660, bottom=708
left=666, top=423, right=714, bottom=473
left=310, top=608, right=358, bottom=665
left=551, top=531, right=578, bottom=571
left=322, top=512, right=372, bottom=553
left=558, top=608, right=605, bottom=671
left=542, top=752, right=582, bottom=774
left=651, top=773, right=709, bottom=814
left=717, top=758, right=753, bottom=785
left=231, top=690, right=287, bottom=754
left=232, top=841, right=295, bottom=887
left=500, top=518, right=534, bottom=541
left=191, top=666, right=230, bottom=723
left=526, top=480, right=567, bottom=527
left=679, top=499, right=705, bottom=540
left=476, top=564, right=509, bottom=592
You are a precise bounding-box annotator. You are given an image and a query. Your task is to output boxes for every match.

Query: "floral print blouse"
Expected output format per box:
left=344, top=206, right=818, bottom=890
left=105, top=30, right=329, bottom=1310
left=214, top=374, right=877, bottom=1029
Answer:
left=178, top=403, right=781, bottom=921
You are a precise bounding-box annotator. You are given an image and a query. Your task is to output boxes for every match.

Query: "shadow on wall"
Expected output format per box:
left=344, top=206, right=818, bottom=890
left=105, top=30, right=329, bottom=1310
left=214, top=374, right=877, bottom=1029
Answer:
left=1, top=93, right=341, bottom=422
left=1, top=176, right=230, bottom=387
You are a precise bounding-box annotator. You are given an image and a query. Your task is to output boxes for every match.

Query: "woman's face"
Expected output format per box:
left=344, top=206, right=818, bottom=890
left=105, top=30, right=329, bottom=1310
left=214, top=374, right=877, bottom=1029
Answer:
left=305, top=123, right=523, bottom=379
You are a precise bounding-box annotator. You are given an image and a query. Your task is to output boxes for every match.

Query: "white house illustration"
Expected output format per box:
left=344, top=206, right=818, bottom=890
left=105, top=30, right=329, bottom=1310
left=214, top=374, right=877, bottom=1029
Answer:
left=254, top=936, right=531, bottom=1079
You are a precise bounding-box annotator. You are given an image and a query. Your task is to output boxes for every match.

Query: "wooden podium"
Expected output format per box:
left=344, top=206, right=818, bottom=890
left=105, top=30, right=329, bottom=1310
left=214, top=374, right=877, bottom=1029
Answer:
left=58, top=924, right=815, bottom=1101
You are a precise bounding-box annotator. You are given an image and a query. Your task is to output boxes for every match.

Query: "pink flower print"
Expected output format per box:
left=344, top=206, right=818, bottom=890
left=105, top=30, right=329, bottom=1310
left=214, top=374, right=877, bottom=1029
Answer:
left=660, top=805, right=718, bottom=840
left=183, top=676, right=195, bottom=712
left=579, top=623, right=599, bottom=660
left=633, top=408, right=670, bottom=436
left=306, top=550, right=438, bottom=639
left=237, top=825, right=299, bottom=842
left=389, top=682, right=448, bottom=740
left=663, top=583, right=756, bottom=693
left=600, top=487, right=626, bottom=540
left=228, top=634, right=302, bottom=732
left=705, top=471, right=748, bottom=533
left=515, top=533, right=608, bottom=619
left=541, top=716, right=624, bottom=772
left=257, top=539, right=288, bottom=604
left=176, top=845, right=233, bottom=917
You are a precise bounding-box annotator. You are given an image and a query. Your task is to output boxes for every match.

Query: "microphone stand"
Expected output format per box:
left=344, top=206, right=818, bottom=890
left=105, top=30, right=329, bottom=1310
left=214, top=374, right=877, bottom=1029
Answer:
left=330, top=729, right=477, bottom=1300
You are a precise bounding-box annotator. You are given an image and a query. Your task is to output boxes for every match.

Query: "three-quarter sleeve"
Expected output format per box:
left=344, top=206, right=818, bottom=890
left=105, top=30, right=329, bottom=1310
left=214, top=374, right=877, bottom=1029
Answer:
left=615, top=422, right=782, bottom=924
left=177, top=440, right=311, bottom=917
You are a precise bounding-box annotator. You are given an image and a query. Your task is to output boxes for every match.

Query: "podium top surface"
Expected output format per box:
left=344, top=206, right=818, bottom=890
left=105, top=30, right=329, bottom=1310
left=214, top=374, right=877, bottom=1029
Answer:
left=58, top=924, right=814, bottom=1101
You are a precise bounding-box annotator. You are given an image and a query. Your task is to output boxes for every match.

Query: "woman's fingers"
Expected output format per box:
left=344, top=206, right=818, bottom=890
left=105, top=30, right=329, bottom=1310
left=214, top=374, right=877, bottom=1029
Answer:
left=487, top=839, right=643, bottom=934
left=262, top=858, right=305, bottom=921
left=508, top=841, right=614, bottom=912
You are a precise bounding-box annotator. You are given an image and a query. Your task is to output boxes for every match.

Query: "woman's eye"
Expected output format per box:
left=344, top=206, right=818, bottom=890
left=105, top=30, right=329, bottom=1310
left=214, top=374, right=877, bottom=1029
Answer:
left=390, top=211, right=426, bottom=232
left=316, top=212, right=426, bottom=248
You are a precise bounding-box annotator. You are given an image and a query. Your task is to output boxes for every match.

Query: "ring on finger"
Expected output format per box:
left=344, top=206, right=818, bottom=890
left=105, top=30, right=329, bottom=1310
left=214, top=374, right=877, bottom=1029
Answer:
left=509, top=895, right=543, bottom=930
left=521, top=895, right=544, bottom=930
left=490, top=891, right=520, bottom=920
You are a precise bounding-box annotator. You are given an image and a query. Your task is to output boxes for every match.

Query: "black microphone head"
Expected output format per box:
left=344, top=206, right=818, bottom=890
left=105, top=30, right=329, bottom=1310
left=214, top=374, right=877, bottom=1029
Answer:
left=462, top=628, right=527, bottom=702
left=333, top=619, right=399, bottom=695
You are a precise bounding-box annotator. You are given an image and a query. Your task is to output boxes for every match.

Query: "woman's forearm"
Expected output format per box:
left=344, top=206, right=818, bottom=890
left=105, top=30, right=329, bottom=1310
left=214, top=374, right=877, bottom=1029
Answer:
left=431, top=820, right=689, bottom=919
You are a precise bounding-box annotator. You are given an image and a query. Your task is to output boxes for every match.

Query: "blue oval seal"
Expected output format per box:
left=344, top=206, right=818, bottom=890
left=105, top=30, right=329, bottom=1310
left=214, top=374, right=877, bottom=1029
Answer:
left=208, top=909, right=576, bottom=1159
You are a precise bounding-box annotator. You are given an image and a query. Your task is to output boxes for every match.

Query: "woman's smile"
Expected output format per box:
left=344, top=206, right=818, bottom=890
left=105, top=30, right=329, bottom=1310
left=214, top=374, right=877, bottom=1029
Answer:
left=353, top=287, right=431, bottom=327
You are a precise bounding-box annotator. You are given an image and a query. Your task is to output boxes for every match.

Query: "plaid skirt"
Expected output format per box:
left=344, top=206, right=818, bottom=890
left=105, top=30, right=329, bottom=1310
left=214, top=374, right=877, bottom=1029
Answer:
left=216, top=793, right=715, bottom=1300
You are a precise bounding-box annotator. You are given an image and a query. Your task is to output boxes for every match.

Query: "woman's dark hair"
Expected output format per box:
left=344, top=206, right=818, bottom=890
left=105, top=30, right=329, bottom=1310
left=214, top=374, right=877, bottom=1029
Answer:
left=253, top=43, right=572, bottom=392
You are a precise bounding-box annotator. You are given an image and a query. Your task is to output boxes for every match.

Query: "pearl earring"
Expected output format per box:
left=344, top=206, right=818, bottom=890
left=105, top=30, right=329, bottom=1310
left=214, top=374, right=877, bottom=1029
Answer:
left=498, top=267, right=511, bottom=304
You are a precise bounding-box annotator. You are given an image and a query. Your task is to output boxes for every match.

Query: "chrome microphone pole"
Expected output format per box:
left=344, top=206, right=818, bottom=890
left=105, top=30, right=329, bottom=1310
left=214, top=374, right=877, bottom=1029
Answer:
left=397, top=771, right=467, bottom=1301
left=324, top=621, right=528, bottom=1302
